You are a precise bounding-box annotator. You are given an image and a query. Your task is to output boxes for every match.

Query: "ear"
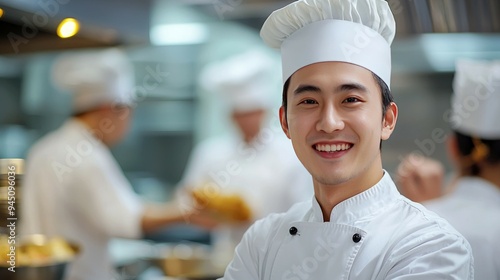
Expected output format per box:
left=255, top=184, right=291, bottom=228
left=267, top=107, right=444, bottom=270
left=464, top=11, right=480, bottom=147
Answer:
left=279, top=106, right=291, bottom=139
left=381, top=102, right=398, bottom=140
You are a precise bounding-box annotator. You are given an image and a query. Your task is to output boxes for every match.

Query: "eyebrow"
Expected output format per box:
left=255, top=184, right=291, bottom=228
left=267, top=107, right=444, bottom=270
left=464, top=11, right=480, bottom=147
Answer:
left=293, top=82, right=368, bottom=95
left=293, top=84, right=321, bottom=95
left=338, top=82, right=368, bottom=93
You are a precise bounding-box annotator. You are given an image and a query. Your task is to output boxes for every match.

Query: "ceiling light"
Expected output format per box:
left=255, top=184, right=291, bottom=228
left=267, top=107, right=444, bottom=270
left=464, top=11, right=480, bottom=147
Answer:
left=57, top=18, right=80, bottom=39
left=150, top=23, right=209, bottom=45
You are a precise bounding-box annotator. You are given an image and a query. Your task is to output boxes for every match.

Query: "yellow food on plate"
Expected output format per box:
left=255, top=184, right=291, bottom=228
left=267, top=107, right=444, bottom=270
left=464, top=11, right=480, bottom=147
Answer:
left=0, top=234, right=77, bottom=266
left=191, top=185, right=252, bottom=222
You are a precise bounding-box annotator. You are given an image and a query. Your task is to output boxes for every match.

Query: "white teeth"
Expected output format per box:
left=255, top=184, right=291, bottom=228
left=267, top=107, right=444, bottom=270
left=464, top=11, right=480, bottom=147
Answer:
left=316, top=144, right=351, bottom=152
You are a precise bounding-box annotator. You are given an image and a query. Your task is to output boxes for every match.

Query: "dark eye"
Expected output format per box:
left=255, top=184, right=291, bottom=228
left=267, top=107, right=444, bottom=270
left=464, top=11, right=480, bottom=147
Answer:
left=300, top=99, right=317, bottom=105
left=343, top=97, right=360, bottom=103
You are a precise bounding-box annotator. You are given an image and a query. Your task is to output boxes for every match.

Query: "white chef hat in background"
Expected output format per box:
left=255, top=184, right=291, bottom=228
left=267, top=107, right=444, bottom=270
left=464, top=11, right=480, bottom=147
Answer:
left=260, top=0, right=396, bottom=88
left=52, top=48, right=136, bottom=114
left=451, top=59, right=500, bottom=139
left=199, top=49, right=279, bottom=113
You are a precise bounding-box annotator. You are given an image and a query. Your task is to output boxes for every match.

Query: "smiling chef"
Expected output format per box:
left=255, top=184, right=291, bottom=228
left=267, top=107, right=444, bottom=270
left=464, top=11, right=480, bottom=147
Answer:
left=219, top=0, right=474, bottom=279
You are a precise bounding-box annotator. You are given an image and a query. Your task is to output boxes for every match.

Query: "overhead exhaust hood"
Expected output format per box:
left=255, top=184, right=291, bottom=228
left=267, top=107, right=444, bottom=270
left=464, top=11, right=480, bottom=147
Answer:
left=0, top=0, right=152, bottom=55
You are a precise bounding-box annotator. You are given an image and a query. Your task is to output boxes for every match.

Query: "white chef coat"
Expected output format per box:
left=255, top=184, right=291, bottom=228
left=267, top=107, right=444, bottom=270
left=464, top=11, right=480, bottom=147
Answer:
left=221, top=172, right=474, bottom=280
left=20, top=119, right=143, bottom=280
left=425, top=177, right=500, bottom=280
left=180, top=129, right=312, bottom=265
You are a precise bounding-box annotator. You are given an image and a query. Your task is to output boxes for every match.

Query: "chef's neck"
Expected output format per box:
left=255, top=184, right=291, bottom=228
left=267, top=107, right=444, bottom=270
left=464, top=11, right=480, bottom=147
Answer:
left=313, top=167, right=384, bottom=222
left=242, top=133, right=260, bottom=144
left=465, top=162, right=500, bottom=190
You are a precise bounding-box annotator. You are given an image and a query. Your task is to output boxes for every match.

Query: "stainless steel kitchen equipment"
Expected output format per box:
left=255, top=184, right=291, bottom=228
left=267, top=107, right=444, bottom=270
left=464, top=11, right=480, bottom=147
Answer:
left=151, top=242, right=225, bottom=280
left=0, top=234, right=80, bottom=280
left=0, top=158, right=23, bottom=236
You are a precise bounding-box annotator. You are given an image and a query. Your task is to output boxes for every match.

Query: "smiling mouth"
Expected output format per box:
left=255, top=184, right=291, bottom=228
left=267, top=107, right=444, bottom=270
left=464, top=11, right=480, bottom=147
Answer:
left=314, top=143, right=353, bottom=153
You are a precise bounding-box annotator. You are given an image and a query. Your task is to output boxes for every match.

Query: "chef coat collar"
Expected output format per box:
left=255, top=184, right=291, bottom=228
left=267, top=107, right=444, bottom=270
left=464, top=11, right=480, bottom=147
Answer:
left=311, top=170, right=400, bottom=223
left=454, top=177, right=500, bottom=206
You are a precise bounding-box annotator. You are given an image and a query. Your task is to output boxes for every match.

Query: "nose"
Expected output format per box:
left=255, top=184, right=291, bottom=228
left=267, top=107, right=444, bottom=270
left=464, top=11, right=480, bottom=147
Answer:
left=316, top=104, right=344, bottom=133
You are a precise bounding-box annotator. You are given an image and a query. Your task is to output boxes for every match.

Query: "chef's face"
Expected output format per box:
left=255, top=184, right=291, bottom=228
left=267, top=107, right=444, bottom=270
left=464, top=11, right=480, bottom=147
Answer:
left=100, top=104, right=133, bottom=146
left=279, top=61, right=397, bottom=188
left=232, top=109, right=266, bottom=143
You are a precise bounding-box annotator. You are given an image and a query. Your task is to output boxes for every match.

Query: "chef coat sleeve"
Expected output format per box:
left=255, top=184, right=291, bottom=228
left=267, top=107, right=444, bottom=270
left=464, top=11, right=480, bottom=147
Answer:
left=384, top=226, right=474, bottom=280
left=221, top=214, right=280, bottom=280
left=69, top=158, right=143, bottom=239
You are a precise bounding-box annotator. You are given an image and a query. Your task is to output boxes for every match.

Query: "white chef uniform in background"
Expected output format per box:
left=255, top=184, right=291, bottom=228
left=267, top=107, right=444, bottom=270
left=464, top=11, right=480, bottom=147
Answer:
left=221, top=0, right=474, bottom=279
left=20, top=49, right=142, bottom=280
left=179, top=49, right=313, bottom=267
left=423, top=59, right=500, bottom=280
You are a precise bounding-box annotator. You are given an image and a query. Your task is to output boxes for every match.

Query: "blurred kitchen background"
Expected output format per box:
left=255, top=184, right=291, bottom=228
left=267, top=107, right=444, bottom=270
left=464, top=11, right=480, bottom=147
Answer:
left=2, top=0, right=500, bottom=226
left=0, top=0, right=499, bottom=277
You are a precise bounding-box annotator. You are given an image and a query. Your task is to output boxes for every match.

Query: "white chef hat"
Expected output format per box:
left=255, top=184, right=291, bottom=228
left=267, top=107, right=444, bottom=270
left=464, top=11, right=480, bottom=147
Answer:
left=260, top=0, right=396, bottom=88
left=199, top=49, right=277, bottom=113
left=451, top=59, right=500, bottom=139
left=52, top=48, right=135, bottom=114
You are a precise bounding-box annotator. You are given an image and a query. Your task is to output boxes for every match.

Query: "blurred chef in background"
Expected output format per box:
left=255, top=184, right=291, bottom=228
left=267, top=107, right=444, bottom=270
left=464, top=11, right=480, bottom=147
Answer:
left=397, top=59, right=500, bottom=280
left=178, top=49, right=312, bottom=267
left=20, top=48, right=217, bottom=280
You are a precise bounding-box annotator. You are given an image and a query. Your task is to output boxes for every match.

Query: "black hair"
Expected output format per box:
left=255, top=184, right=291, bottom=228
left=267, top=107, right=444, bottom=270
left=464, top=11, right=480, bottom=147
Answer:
left=454, top=130, right=500, bottom=175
